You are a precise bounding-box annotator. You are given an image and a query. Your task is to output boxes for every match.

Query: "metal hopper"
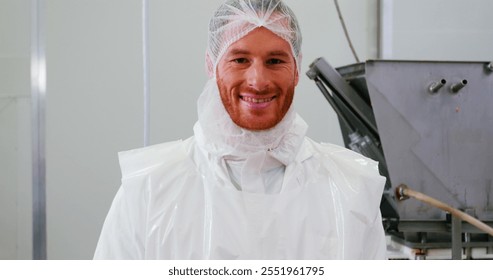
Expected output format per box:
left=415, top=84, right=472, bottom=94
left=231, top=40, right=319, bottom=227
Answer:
left=307, top=58, right=493, bottom=259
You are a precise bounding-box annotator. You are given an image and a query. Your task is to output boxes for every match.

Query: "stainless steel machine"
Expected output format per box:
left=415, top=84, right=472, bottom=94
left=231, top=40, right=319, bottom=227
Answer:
left=307, top=58, right=493, bottom=259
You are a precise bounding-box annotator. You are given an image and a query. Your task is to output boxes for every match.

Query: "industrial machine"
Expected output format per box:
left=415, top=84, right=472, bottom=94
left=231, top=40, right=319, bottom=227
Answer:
left=307, top=58, right=493, bottom=259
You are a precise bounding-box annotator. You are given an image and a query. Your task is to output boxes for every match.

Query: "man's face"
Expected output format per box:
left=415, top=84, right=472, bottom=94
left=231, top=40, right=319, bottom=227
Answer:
left=216, top=27, right=299, bottom=131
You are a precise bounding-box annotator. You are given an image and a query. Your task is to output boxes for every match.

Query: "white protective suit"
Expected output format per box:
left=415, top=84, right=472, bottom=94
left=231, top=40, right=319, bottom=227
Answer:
left=94, top=0, right=387, bottom=259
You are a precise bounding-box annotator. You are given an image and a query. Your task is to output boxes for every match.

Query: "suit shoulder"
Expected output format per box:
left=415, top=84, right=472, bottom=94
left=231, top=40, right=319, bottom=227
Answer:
left=304, top=138, right=382, bottom=179
left=118, top=138, right=192, bottom=179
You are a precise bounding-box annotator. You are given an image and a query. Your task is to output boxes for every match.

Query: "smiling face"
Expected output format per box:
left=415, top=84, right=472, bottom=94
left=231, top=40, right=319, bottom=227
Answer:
left=215, top=27, right=299, bottom=131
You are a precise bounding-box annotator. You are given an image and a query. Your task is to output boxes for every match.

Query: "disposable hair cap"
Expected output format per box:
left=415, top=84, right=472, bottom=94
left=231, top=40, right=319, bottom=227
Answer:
left=206, top=0, right=302, bottom=76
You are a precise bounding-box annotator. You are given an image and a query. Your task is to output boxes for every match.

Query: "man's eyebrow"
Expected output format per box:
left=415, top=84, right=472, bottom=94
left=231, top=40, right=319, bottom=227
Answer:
left=225, top=49, right=291, bottom=57
left=268, top=50, right=290, bottom=57
left=226, top=49, right=251, bottom=56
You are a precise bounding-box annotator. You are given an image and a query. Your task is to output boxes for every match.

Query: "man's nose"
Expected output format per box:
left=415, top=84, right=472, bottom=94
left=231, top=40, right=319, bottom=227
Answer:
left=246, top=62, right=270, bottom=91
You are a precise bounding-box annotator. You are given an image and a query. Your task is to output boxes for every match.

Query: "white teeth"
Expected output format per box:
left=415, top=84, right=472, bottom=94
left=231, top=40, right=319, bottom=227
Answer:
left=241, top=96, right=274, bottom=103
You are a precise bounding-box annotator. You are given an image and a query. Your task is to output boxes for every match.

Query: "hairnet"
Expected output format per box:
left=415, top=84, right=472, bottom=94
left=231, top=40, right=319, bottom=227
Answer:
left=206, top=0, right=303, bottom=76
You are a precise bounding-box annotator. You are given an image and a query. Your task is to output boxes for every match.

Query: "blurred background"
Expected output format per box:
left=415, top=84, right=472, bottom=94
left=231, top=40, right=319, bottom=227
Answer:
left=1, top=0, right=492, bottom=259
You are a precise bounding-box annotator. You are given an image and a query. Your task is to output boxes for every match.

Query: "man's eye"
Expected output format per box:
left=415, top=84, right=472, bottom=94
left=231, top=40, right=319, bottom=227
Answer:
left=267, top=59, right=284, bottom=65
left=233, top=58, right=248, bottom=64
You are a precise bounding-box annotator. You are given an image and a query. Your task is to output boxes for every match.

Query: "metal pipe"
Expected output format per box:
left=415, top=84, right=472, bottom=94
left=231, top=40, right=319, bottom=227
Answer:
left=31, top=0, right=47, bottom=260
left=142, top=0, right=150, bottom=147
left=378, top=0, right=393, bottom=59
left=450, top=79, right=468, bottom=93
left=428, top=79, right=446, bottom=94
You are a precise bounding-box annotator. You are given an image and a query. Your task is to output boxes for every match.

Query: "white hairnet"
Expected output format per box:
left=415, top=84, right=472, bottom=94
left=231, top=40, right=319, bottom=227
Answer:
left=206, top=0, right=303, bottom=77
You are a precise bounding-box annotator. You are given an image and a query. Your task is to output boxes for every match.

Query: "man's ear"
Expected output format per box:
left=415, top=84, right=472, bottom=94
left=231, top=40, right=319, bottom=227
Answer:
left=205, top=51, right=214, bottom=78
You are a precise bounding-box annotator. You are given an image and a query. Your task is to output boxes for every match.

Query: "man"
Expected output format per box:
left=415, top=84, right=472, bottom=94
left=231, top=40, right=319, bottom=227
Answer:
left=94, top=0, right=387, bottom=259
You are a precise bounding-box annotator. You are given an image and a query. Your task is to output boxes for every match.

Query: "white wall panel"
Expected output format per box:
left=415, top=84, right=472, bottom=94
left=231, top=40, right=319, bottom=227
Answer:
left=45, top=0, right=143, bottom=259
left=390, top=0, right=493, bottom=61
left=0, top=0, right=32, bottom=260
